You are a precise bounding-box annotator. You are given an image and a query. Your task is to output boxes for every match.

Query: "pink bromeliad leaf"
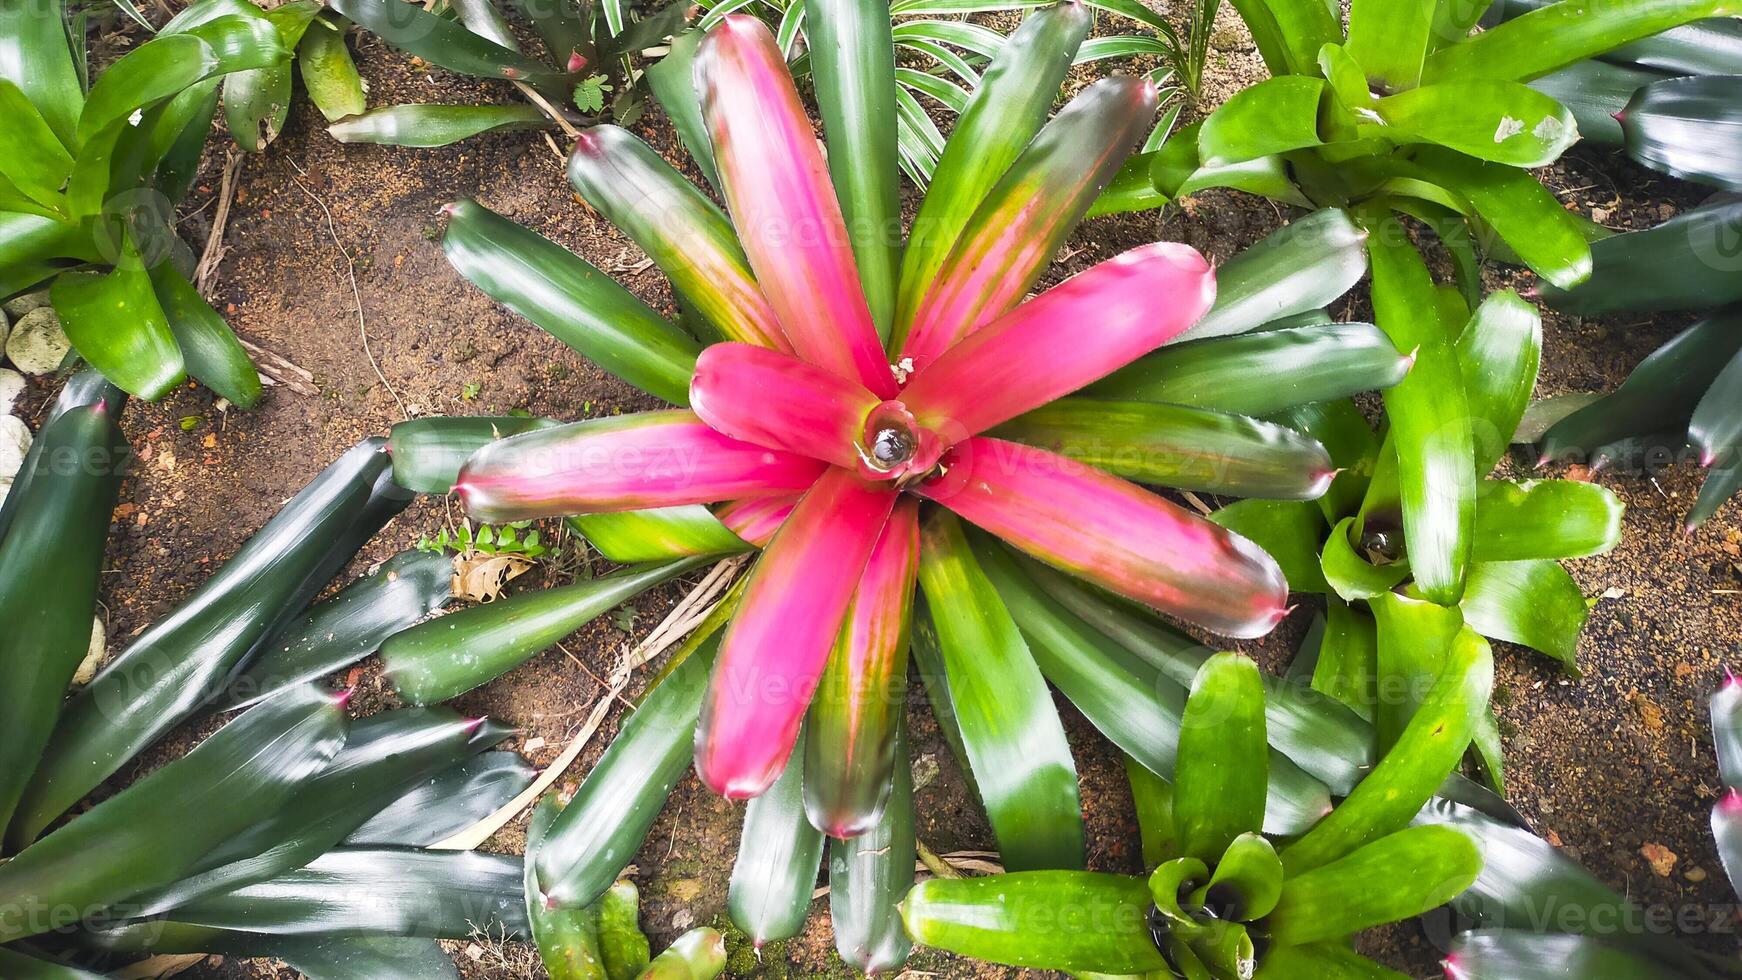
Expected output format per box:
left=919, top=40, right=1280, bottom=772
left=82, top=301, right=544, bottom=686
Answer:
left=806, top=497, right=919, bottom=838
left=901, top=242, right=1216, bottom=441
left=455, top=410, right=827, bottom=522
left=898, top=75, right=1161, bottom=366
left=916, top=437, right=1289, bottom=639
left=696, top=467, right=899, bottom=798
left=690, top=342, right=880, bottom=470
left=695, top=16, right=897, bottom=398
left=715, top=495, right=799, bottom=548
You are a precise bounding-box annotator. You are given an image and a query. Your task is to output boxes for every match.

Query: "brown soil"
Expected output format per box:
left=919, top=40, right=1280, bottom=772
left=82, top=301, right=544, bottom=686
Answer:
left=24, top=2, right=1742, bottom=977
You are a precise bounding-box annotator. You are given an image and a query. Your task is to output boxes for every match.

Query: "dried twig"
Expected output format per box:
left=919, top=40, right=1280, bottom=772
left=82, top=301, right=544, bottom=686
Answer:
left=431, top=557, right=745, bottom=851
left=235, top=337, right=319, bottom=397
left=193, top=148, right=242, bottom=293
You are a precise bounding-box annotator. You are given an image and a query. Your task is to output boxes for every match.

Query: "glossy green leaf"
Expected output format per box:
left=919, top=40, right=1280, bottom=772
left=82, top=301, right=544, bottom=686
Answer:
left=275, top=937, right=462, bottom=980
left=524, top=796, right=609, bottom=980
left=1087, top=149, right=1170, bottom=217
left=1407, top=147, right=1592, bottom=292
left=1091, top=322, right=1409, bottom=418
left=1459, top=559, right=1588, bottom=672
left=1320, top=516, right=1411, bottom=602
left=1693, top=346, right=1742, bottom=469
left=914, top=512, right=1083, bottom=870
left=1210, top=498, right=1330, bottom=594
left=224, top=1, right=319, bottom=152
left=535, top=632, right=720, bottom=907
left=0, top=0, right=83, bottom=149
left=972, top=541, right=1339, bottom=831
left=51, top=235, right=186, bottom=400
left=1270, top=825, right=1481, bottom=946
left=1195, top=832, right=1283, bottom=921
left=299, top=18, right=368, bottom=121
left=571, top=507, right=751, bottom=564
left=386, top=414, right=560, bottom=494
left=1446, top=930, right=1698, bottom=980
left=827, top=718, right=914, bottom=975
left=903, top=871, right=1163, bottom=974
left=1311, top=602, right=1378, bottom=721
left=1283, top=628, right=1492, bottom=873
left=1623, top=75, right=1742, bottom=193
left=0, top=686, right=346, bottom=943
left=0, top=370, right=124, bottom=544
left=1601, top=9, right=1742, bottom=75
left=330, top=104, right=551, bottom=146
left=637, top=928, right=727, bottom=979
left=148, top=259, right=262, bottom=407
left=596, top=880, right=651, bottom=980
left=1543, top=311, right=1742, bottom=460
left=132, top=709, right=512, bottom=917
left=329, top=0, right=563, bottom=84
left=1472, top=480, right=1623, bottom=563
left=1362, top=208, right=1475, bottom=603
left=1538, top=197, right=1742, bottom=315
left=78, top=16, right=286, bottom=144
left=644, top=30, right=721, bottom=193
left=0, top=948, right=106, bottom=978
left=1126, top=755, right=1177, bottom=868
left=891, top=2, right=1088, bottom=345
left=1256, top=942, right=1408, bottom=979
left=728, top=728, right=825, bottom=945
left=806, top=0, right=900, bottom=337
left=992, top=398, right=1335, bottom=501
left=1174, top=654, right=1268, bottom=862
left=9, top=439, right=407, bottom=846
left=1198, top=76, right=1326, bottom=167
left=165, top=847, right=526, bottom=937
left=1455, top=289, right=1541, bottom=475
left=1422, top=0, right=1741, bottom=85
left=223, top=549, right=454, bottom=707
left=1529, top=60, right=1663, bottom=146
left=154, top=81, right=223, bottom=206
left=0, top=402, right=126, bottom=832
left=383, top=557, right=707, bottom=704
left=1224, top=0, right=1339, bottom=76
left=1347, top=0, right=1433, bottom=90
left=1690, top=456, right=1742, bottom=529
left=441, top=199, right=700, bottom=406
left=1175, top=208, right=1368, bottom=344
left=347, top=750, right=534, bottom=846
left=1372, top=82, right=1578, bottom=167
left=0, top=79, right=73, bottom=209
left=1369, top=592, right=1465, bottom=748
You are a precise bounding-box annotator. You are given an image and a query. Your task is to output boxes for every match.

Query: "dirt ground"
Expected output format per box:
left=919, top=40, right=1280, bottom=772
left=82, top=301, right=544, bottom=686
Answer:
left=21, top=1, right=1742, bottom=977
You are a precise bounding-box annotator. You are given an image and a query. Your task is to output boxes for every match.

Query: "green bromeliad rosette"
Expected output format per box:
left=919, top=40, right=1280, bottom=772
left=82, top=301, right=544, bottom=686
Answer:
left=902, top=649, right=1492, bottom=979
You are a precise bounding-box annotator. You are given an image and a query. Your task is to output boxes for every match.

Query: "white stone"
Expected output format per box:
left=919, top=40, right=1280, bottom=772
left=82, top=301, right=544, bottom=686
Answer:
left=72, top=617, right=108, bottom=687
left=0, top=308, right=8, bottom=356
left=0, top=415, right=30, bottom=481
left=0, top=369, right=23, bottom=417
left=1, top=290, right=50, bottom=321
left=6, top=307, right=70, bottom=375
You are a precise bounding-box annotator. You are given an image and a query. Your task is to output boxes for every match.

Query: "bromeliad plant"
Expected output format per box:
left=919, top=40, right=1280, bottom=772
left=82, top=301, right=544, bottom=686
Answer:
left=0, top=374, right=549, bottom=978
left=0, top=0, right=303, bottom=403
left=313, top=0, right=697, bottom=147
left=902, top=650, right=1491, bottom=978
left=1209, top=287, right=1624, bottom=786
left=408, top=1, right=1429, bottom=970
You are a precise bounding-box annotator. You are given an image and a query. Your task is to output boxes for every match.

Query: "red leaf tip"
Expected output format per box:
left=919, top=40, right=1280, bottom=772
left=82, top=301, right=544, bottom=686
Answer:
left=1723, top=788, right=1742, bottom=813
left=1722, top=665, right=1739, bottom=688
left=1443, top=954, right=1466, bottom=980
left=332, top=686, right=358, bottom=710
left=567, top=51, right=589, bottom=73
left=464, top=715, right=490, bottom=734
left=439, top=201, right=459, bottom=218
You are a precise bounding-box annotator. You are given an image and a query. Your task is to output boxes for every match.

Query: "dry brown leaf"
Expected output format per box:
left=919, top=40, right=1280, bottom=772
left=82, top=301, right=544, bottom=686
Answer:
left=453, top=551, right=533, bottom=604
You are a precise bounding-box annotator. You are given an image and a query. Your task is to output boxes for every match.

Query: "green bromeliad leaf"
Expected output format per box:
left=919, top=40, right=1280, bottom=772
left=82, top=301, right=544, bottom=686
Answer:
left=1268, top=825, right=1481, bottom=946
left=1459, top=559, right=1590, bottom=672
left=1423, top=0, right=1742, bottom=85
left=903, top=872, right=1165, bottom=974
left=1174, top=654, right=1268, bottom=863
left=914, top=512, right=1083, bottom=871
left=330, top=104, right=552, bottom=146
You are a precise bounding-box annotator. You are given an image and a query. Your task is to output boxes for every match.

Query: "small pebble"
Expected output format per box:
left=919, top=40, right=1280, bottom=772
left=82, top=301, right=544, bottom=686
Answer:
left=0, top=369, right=23, bottom=416
left=0, top=415, right=31, bottom=481
left=5, top=307, right=70, bottom=376
left=0, top=289, right=48, bottom=321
